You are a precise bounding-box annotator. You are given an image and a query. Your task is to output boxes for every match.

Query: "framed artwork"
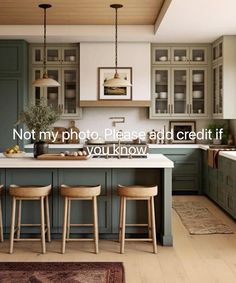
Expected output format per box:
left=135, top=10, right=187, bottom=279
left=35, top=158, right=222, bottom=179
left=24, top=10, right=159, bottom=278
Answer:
left=98, top=67, right=132, bottom=100
left=169, top=121, right=196, bottom=144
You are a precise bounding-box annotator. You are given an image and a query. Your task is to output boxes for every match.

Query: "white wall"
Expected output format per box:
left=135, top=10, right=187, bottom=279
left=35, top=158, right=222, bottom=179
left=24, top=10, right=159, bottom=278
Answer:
left=80, top=42, right=150, bottom=101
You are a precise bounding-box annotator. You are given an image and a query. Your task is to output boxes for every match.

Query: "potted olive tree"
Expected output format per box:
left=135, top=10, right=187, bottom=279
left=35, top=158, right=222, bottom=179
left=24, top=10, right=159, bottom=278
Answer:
left=18, top=100, right=60, bottom=157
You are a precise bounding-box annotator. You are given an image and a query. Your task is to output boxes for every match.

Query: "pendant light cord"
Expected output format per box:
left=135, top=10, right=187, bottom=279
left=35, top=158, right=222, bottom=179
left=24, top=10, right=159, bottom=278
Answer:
left=115, top=7, right=118, bottom=76
left=43, top=7, right=47, bottom=77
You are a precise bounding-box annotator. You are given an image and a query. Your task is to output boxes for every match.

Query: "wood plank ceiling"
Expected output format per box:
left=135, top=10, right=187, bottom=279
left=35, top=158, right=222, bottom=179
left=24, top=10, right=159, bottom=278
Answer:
left=0, top=0, right=165, bottom=25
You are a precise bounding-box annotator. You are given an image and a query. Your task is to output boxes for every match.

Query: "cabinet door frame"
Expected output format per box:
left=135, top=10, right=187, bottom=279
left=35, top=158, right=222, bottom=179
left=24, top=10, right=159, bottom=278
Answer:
left=189, top=67, right=208, bottom=117
left=61, top=47, right=79, bottom=65
left=171, top=47, right=190, bottom=65
left=189, top=46, right=208, bottom=65
left=150, top=67, right=171, bottom=118
left=152, top=46, right=171, bottom=65
left=171, top=67, right=190, bottom=117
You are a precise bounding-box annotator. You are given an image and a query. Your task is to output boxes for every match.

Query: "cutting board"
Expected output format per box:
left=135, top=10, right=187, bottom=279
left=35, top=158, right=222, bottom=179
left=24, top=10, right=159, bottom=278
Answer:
left=37, top=154, right=90, bottom=160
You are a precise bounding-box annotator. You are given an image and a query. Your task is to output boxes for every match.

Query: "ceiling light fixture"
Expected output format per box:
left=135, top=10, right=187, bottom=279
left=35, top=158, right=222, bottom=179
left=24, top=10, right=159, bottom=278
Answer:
left=103, top=4, right=132, bottom=88
left=33, top=4, right=60, bottom=87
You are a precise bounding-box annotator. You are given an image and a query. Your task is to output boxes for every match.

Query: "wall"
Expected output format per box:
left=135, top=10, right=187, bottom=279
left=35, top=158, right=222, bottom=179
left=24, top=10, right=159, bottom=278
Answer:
left=80, top=42, right=150, bottom=101
left=230, top=120, right=236, bottom=139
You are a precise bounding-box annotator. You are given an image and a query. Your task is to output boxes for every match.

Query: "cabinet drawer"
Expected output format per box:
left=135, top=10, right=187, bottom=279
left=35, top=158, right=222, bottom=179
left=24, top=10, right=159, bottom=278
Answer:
left=173, top=175, right=199, bottom=192
left=172, top=160, right=199, bottom=175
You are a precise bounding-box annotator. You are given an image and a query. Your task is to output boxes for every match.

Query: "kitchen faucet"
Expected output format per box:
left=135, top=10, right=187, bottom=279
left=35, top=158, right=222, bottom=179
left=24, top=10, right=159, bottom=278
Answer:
left=109, top=117, right=125, bottom=127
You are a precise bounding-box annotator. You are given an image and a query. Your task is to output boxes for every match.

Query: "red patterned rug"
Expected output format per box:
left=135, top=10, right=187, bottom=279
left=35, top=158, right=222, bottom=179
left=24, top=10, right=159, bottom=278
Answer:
left=0, top=262, right=125, bottom=283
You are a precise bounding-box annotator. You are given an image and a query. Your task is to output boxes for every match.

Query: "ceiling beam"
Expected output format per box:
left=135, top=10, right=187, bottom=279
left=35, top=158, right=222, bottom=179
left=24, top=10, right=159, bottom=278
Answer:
left=154, top=0, right=172, bottom=34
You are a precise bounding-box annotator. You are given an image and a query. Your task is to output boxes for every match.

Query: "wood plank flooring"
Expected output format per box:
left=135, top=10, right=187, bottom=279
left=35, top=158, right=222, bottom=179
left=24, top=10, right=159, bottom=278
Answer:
left=0, top=196, right=236, bottom=283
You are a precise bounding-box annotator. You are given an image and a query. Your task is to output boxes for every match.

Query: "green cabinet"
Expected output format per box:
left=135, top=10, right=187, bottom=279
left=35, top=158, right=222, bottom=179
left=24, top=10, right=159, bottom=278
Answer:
left=0, top=40, right=28, bottom=152
left=149, top=148, right=201, bottom=193
left=203, top=154, right=236, bottom=219
left=58, top=169, right=112, bottom=234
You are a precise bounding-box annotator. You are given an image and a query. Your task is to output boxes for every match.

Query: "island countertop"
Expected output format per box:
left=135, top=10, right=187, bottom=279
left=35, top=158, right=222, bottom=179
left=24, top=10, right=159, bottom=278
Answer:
left=0, top=153, right=174, bottom=169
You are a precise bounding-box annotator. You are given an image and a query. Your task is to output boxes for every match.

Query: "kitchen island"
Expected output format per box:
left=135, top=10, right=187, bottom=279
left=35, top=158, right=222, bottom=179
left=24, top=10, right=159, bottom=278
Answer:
left=0, top=153, right=173, bottom=246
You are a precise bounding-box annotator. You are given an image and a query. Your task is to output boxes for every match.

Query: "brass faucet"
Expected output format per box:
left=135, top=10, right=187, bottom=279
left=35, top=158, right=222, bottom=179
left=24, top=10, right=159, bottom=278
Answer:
left=109, top=117, right=125, bottom=127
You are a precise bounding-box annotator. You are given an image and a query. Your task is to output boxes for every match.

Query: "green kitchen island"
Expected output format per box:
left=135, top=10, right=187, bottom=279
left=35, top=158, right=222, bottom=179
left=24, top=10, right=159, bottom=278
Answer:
left=0, top=153, right=173, bottom=246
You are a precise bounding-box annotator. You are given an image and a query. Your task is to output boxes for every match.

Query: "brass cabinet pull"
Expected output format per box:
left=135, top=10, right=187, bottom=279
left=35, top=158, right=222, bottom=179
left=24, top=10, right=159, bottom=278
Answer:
left=168, top=104, right=170, bottom=114
left=187, top=104, right=189, bottom=114
left=171, top=104, right=173, bottom=114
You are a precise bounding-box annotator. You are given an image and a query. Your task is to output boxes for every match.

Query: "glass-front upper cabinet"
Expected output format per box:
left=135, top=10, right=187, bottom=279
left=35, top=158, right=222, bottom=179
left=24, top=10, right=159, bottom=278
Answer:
left=172, top=68, right=188, bottom=115
left=46, top=69, right=60, bottom=110
left=190, top=47, right=208, bottom=64
left=213, top=40, right=223, bottom=62
left=189, top=68, right=207, bottom=116
left=32, top=45, right=78, bottom=65
left=152, top=47, right=171, bottom=64
left=171, top=47, right=189, bottom=64
left=213, top=65, right=223, bottom=116
left=152, top=68, right=170, bottom=116
left=62, top=68, right=79, bottom=116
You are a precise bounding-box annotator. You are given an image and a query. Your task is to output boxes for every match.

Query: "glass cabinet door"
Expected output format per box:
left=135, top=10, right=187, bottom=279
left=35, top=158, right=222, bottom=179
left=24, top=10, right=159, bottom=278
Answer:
left=46, top=47, right=61, bottom=64
left=152, top=68, right=170, bottom=115
left=213, top=66, right=218, bottom=114
left=213, top=41, right=223, bottom=63
left=46, top=69, right=60, bottom=111
left=62, top=68, right=79, bottom=116
left=62, top=47, right=78, bottom=64
left=190, top=68, right=207, bottom=115
left=190, top=47, right=207, bottom=64
left=152, top=47, right=170, bottom=64
left=32, top=47, right=43, bottom=64
left=32, top=68, right=44, bottom=104
left=172, top=69, right=188, bottom=115
left=171, top=47, right=189, bottom=64
left=218, top=65, right=223, bottom=114
left=212, top=65, right=223, bottom=116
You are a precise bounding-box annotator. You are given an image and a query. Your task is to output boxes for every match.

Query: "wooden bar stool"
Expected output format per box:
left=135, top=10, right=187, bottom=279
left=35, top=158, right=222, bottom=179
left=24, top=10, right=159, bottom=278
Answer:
left=118, top=185, right=158, bottom=254
left=9, top=184, right=51, bottom=254
left=60, top=184, right=101, bottom=254
left=0, top=185, right=4, bottom=242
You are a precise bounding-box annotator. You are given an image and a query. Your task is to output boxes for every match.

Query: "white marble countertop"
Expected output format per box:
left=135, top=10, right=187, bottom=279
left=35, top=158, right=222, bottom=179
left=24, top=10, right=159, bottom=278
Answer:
left=0, top=153, right=174, bottom=169
left=219, top=151, right=236, bottom=161
left=24, top=144, right=84, bottom=149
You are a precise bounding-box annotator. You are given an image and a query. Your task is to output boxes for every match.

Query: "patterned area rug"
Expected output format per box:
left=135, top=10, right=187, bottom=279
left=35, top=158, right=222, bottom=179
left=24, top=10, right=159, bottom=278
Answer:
left=0, top=262, right=125, bottom=283
left=173, top=201, right=233, bottom=235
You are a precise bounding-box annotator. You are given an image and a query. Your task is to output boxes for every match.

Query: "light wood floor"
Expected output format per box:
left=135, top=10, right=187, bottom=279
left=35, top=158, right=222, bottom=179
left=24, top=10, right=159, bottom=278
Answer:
left=0, top=196, right=236, bottom=283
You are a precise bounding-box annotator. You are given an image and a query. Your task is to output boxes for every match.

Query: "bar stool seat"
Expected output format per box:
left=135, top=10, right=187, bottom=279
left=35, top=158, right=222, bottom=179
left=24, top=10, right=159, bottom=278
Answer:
left=60, top=184, right=101, bottom=254
left=9, top=184, right=51, bottom=254
left=0, top=185, right=4, bottom=242
left=118, top=184, right=158, bottom=254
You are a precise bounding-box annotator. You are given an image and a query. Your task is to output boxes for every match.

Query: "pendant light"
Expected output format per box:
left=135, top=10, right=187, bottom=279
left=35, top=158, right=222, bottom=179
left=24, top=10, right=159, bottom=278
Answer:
left=103, top=4, right=132, bottom=88
left=33, top=4, right=60, bottom=87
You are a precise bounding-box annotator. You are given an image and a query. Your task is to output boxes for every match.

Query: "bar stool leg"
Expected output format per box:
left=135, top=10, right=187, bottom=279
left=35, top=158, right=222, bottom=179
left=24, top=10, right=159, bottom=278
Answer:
left=45, top=196, right=51, bottom=242
left=147, top=199, right=152, bottom=239
left=0, top=198, right=3, bottom=242
left=16, top=200, right=22, bottom=239
left=9, top=197, right=16, bottom=254
left=93, top=196, right=99, bottom=254
left=150, top=197, right=157, bottom=254
left=62, top=196, right=68, bottom=254
left=118, top=196, right=124, bottom=243
left=40, top=196, right=46, bottom=254
left=120, top=196, right=126, bottom=254
left=67, top=199, right=71, bottom=239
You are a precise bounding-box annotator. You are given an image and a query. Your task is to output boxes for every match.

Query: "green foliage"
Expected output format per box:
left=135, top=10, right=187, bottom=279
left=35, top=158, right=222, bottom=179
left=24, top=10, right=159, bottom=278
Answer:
left=207, top=122, right=229, bottom=143
left=18, top=99, right=60, bottom=141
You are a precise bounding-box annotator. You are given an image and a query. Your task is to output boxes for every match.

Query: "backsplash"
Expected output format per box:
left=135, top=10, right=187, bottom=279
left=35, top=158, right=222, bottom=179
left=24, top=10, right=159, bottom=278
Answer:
left=53, top=108, right=213, bottom=143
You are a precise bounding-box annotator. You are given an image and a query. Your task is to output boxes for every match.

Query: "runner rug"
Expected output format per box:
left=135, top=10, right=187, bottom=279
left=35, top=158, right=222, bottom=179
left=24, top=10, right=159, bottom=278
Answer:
left=0, top=262, right=125, bottom=283
left=173, top=201, right=233, bottom=234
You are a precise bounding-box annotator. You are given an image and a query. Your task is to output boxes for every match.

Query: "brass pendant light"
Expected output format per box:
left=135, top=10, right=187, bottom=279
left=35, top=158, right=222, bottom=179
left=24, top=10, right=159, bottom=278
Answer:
left=33, top=4, right=60, bottom=87
left=103, top=4, right=132, bottom=88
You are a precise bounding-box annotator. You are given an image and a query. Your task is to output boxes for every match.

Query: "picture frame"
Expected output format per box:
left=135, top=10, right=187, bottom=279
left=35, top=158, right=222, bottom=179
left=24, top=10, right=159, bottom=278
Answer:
left=169, top=121, right=196, bottom=144
left=98, top=67, right=132, bottom=100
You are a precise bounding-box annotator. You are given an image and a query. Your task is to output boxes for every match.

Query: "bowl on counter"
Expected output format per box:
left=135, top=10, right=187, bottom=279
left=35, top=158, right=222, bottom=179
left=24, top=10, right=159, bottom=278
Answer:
left=192, top=90, right=203, bottom=98
left=3, top=151, right=26, bottom=158
left=159, top=92, right=168, bottom=99
left=193, top=74, right=203, bottom=83
left=174, top=93, right=185, bottom=100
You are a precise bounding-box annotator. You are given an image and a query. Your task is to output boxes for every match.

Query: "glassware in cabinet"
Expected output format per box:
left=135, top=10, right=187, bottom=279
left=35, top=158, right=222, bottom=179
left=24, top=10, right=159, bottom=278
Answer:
left=172, top=69, right=188, bottom=114
left=153, top=69, right=170, bottom=115
left=46, top=47, right=61, bottom=64
left=171, top=47, right=189, bottom=64
left=62, top=47, right=78, bottom=64
left=190, top=47, right=207, bottom=64
left=152, top=47, right=170, bottom=64
left=190, top=68, right=206, bottom=115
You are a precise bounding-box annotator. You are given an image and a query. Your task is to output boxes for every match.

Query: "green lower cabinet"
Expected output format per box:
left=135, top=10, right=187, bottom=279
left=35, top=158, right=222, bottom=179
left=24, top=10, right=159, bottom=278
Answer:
left=5, top=169, right=56, bottom=234
left=58, top=169, right=112, bottom=234
left=149, top=148, right=201, bottom=193
left=111, top=168, right=161, bottom=235
left=204, top=154, right=236, bottom=219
